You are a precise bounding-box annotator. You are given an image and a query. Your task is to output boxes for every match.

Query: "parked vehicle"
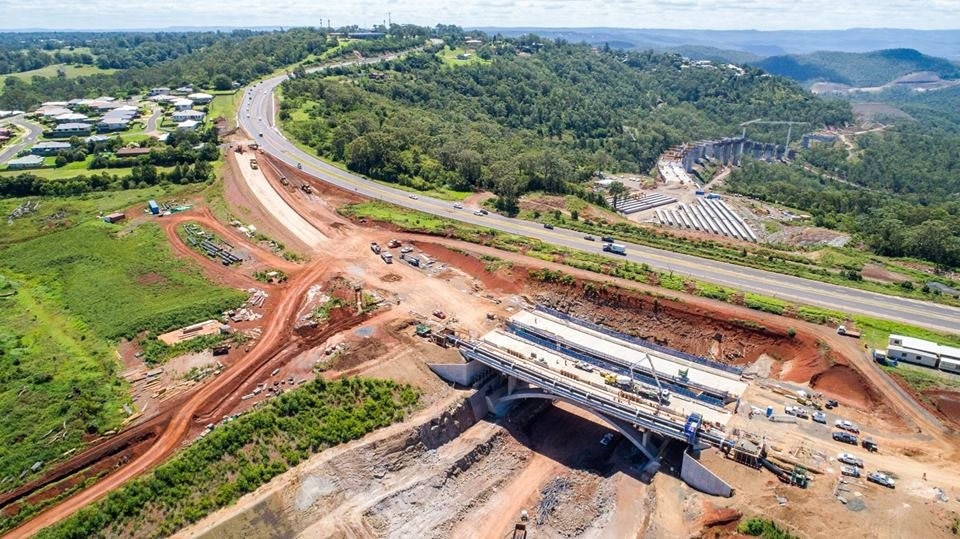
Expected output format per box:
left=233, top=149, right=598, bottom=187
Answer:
left=840, top=465, right=861, bottom=478
left=861, top=437, right=879, bottom=452
left=826, top=399, right=839, bottom=409
left=400, top=246, right=413, bottom=254
left=836, top=325, right=862, bottom=339
left=837, top=453, right=863, bottom=467
left=867, top=472, right=896, bottom=488
left=835, top=419, right=860, bottom=433
left=370, top=242, right=381, bottom=254
left=574, top=361, right=595, bottom=373
left=812, top=411, right=827, bottom=424
left=381, top=252, right=393, bottom=264
left=387, top=239, right=401, bottom=248
left=833, top=431, right=858, bottom=445
left=432, top=310, right=446, bottom=319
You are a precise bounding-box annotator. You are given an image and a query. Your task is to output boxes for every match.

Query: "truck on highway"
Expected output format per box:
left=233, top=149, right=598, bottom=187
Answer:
left=836, top=325, right=861, bottom=339
left=602, top=242, right=626, bottom=255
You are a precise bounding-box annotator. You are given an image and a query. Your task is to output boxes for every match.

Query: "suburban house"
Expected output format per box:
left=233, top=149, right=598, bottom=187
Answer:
left=172, top=99, right=194, bottom=111
left=176, top=119, right=200, bottom=130
left=172, top=86, right=194, bottom=95
left=6, top=155, right=44, bottom=169
left=50, top=122, right=93, bottom=137
left=187, top=92, right=213, bottom=104
left=171, top=109, right=205, bottom=122
left=36, top=106, right=71, bottom=118
left=116, top=147, right=152, bottom=158
left=98, top=118, right=130, bottom=132
left=53, top=112, right=90, bottom=123
left=31, top=141, right=71, bottom=155
left=149, top=87, right=171, bottom=96
left=87, top=100, right=119, bottom=112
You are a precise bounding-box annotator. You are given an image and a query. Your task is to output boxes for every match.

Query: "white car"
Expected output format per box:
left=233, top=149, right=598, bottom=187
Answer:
left=473, top=210, right=484, bottom=215
left=453, top=202, right=463, bottom=209
left=408, top=194, right=418, bottom=200
left=837, top=453, right=863, bottom=467
left=574, top=361, right=594, bottom=373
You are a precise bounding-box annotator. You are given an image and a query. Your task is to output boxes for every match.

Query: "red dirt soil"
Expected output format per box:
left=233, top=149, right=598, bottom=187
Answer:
left=412, top=242, right=522, bottom=294
left=809, top=364, right=883, bottom=409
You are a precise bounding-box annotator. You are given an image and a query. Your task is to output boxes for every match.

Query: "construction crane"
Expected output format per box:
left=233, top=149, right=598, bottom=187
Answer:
left=740, top=119, right=810, bottom=149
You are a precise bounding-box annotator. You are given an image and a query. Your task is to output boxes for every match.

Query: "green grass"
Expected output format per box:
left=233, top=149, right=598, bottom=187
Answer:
left=881, top=364, right=960, bottom=393
left=436, top=46, right=490, bottom=67
left=27, top=378, right=420, bottom=538
left=855, top=316, right=960, bottom=350
left=0, top=163, right=176, bottom=180
left=1, top=220, right=246, bottom=340
left=206, top=92, right=241, bottom=130
left=0, top=64, right=116, bottom=87
left=0, top=184, right=203, bottom=245
left=738, top=517, right=798, bottom=539
left=0, top=275, right=130, bottom=490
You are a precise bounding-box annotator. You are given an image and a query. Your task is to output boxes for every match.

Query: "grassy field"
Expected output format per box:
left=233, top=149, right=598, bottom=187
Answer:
left=0, top=161, right=176, bottom=180
left=24, top=378, right=419, bottom=538
left=436, top=46, right=490, bottom=67
left=856, top=316, right=960, bottom=350
left=0, top=274, right=129, bottom=491
left=207, top=92, right=241, bottom=130
left=882, top=364, right=960, bottom=395
left=1, top=220, right=246, bottom=340
left=0, top=64, right=116, bottom=87
left=0, top=185, right=202, bottom=245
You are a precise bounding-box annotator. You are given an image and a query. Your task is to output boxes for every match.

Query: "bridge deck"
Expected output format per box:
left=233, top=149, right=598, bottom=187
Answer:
left=482, top=330, right=733, bottom=426
left=512, top=310, right=748, bottom=397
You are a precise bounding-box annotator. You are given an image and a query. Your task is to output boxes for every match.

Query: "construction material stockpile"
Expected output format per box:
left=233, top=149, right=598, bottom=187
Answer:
left=184, top=223, right=242, bottom=265
left=655, top=197, right=758, bottom=242
left=607, top=193, right=676, bottom=214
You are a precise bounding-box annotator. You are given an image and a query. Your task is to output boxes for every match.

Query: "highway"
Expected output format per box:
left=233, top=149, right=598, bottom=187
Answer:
left=238, top=65, right=960, bottom=336
left=0, top=114, right=43, bottom=163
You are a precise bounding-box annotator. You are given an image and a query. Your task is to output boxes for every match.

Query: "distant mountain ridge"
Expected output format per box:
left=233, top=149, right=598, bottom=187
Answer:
left=753, top=48, right=960, bottom=86
left=475, top=27, right=960, bottom=60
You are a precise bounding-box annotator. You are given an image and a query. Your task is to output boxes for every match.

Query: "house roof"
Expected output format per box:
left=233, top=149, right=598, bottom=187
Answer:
left=54, top=122, right=93, bottom=130
left=889, top=334, right=941, bottom=355
left=116, top=147, right=152, bottom=157
left=7, top=155, right=44, bottom=166
left=177, top=119, right=200, bottom=129
left=33, top=141, right=71, bottom=149
left=173, top=110, right=204, bottom=118
left=187, top=92, right=213, bottom=100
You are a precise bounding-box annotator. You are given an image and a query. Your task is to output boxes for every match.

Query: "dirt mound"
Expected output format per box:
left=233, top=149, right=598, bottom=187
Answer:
left=380, top=273, right=402, bottom=282
left=531, top=283, right=820, bottom=370
left=700, top=502, right=741, bottom=528
left=413, top=242, right=521, bottom=294
left=927, top=391, right=960, bottom=424
left=810, top=364, right=883, bottom=409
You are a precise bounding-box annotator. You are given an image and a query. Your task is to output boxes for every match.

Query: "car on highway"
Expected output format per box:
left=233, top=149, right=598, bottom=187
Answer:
left=837, top=453, right=863, bottom=467
left=833, top=431, right=858, bottom=445
left=543, top=223, right=554, bottom=229
left=453, top=202, right=463, bottom=209
left=840, top=465, right=861, bottom=478
left=408, top=193, right=418, bottom=199
left=812, top=411, right=827, bottom=424
left=584, top=235, right=595, bottom=241
left=601, top=236, right=615, bottom=243
left=867, top=471, right=896, bottom=489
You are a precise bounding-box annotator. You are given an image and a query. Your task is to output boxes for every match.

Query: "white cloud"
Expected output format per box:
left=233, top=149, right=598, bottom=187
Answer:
left=0, top=0, right=957, bottom=30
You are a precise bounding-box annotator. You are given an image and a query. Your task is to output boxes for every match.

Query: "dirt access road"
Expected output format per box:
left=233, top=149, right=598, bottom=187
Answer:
left=6, top=257, right=333, bottom=538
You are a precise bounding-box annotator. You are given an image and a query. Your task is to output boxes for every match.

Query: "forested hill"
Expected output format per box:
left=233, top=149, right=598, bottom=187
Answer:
left=0, top=27, right=430, bottom=109
left=280, top=39, right=851, bottom=209
left=754, top=49, right=960, bottom=87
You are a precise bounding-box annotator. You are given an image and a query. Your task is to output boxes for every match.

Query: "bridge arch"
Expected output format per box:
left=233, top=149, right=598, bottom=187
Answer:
left=500, top=389, right=658, bottom=462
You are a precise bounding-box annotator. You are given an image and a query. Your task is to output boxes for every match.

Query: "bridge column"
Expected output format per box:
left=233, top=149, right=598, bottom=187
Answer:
left=642, top=430, right=651, bottom=447
left=507, top=375, right=517, bottom=395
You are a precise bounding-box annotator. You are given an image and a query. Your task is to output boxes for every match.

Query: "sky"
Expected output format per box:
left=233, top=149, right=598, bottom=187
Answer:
left=0, top=0, right=958, bottom=31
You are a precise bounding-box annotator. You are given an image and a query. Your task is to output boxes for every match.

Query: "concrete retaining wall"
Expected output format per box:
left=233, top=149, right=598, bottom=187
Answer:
left=428, top=360, right=489, bottom=386
left=681, top=449, right=733, bottom=497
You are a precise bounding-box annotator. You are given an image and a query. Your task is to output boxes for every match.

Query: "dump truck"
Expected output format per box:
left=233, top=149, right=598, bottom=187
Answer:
left=370, top=242, right=381, bottom=254
left=602, top=242, right=627, bottom=255
left=836, top=325, right=861, bottom=339
left=249, top=159, right=259, bottom=170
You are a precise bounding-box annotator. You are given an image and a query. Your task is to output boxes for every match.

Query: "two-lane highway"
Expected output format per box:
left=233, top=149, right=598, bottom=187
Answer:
left=238, top=66, right=960, bottom=335
left=0, top=114, right=43, bottom=163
